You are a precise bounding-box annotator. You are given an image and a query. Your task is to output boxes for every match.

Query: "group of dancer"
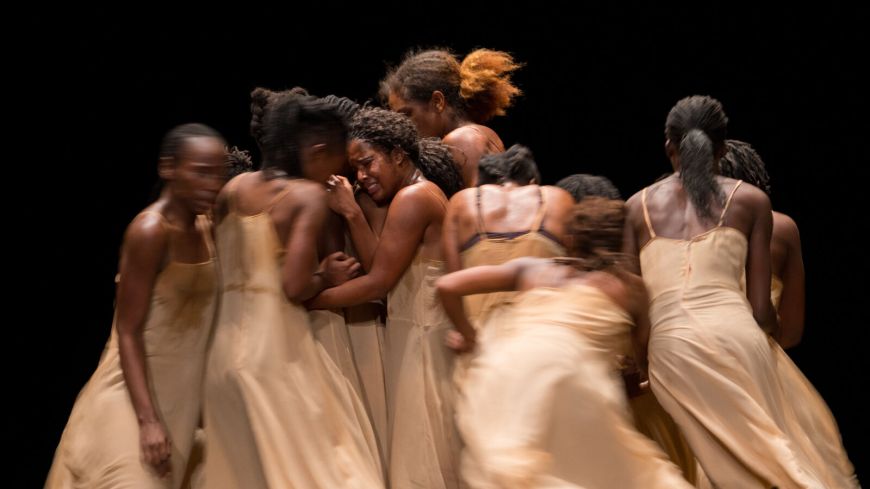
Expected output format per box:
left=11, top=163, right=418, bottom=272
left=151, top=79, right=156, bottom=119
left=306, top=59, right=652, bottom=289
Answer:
left=47, top=47, right=859, bottom=488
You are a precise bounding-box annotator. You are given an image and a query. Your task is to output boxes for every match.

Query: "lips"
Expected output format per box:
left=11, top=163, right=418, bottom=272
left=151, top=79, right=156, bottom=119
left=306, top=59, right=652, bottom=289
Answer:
left=365, top=183, right=380, bottom=196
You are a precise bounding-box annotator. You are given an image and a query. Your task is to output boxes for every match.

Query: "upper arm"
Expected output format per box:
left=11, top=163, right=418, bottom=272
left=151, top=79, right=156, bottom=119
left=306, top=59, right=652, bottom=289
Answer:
left=744, top=190, right=775, bottom=320
left=777, top=215, right=805, bottom=347
left=115, top=215, right=168, bottom=335
left=629, top=278, right=651, bottom=359
left=621, top=194, right=642, bottom=272
left=443, top=130, right=486, bottom=187
left=442, top=191, right=472, bottom=273
left=281, top=184, right=329, bottom=299
left=436, top=257, right=537, bottom=297
left=357, top=191, right=387, bottom=236
left=542, top=186, right=577, bottom=246
left=367, top=185, right=440, bottom=292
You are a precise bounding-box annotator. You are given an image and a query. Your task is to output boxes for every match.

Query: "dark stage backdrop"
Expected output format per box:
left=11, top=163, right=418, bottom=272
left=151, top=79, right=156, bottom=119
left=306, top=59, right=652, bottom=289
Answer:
left=17, top=4, right=867, bottom=486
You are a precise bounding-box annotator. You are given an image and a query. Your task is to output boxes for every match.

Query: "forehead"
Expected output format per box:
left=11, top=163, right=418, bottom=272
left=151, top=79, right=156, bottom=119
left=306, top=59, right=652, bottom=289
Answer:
left=387, top=90, right=411, bottom=111
left=178, top=136, right=225, bottom=161
left=348, top=139, right=377, bottom=158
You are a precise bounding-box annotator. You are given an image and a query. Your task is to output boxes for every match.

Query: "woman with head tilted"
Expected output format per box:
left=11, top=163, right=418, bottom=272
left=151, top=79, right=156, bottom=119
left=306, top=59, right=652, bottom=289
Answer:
left=202, top=89, right=383, bottom=488
left=381, top=48, right=521, bottom=187
left=556, top=172, right=705, bottom=485
left=308, top=107, right=461, bottom=489
left=623, top=95, right=858, bottom=488
left=46, top=124, right=227, bottom=488
left=437, top=198, right=693, bottom=488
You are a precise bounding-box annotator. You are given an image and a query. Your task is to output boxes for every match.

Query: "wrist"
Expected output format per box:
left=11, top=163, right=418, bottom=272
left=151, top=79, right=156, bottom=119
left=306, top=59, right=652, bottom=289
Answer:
left=343, top=205, right=363, bottom=222
left=137, top=412, right=160, bottom=426
left=313, top=269, right=332, bottom=289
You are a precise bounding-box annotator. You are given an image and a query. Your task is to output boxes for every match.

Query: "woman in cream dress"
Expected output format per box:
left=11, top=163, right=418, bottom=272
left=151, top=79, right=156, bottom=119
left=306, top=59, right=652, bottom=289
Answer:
left=623, top=95, right=858, bottom=488
left=202, top=89, right=382, bottom=489
left=46, top=124, right=227, bottom=488
left=437, top=197, right=692, bottom=488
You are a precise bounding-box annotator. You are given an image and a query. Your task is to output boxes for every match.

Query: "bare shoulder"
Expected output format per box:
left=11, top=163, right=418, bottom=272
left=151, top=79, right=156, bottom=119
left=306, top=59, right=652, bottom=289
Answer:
left=624, top=189, right=646, bottom=217
left=734, top=180, right=772, bottom=213
left=443, top=125, right=491, bottom=150
left=395, top=180, right=445, bottom=204
left=515, top=257, right=567, bottom=289
left=542, top=185, right=575, bottom=208
left=447, top=186, right=476, bottom=209
left=122, top=210, right=171, bottom=266
left=125, top=211, right=170, bottom=248
left=773, top=211, right=801, bottom=243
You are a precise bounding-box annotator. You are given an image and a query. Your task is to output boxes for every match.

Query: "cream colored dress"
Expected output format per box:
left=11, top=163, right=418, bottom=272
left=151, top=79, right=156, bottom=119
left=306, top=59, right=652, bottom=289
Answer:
left=640, top=182, right=859, bottom=488
left=46, top=213, right=218, bottom=489
left=385, top=247, right=462, bottom=489
left=457, top=284, right=692, bottom=488
left=459, top=186, right=565, bottom=328
left=202, top=183, right=383, bottom=489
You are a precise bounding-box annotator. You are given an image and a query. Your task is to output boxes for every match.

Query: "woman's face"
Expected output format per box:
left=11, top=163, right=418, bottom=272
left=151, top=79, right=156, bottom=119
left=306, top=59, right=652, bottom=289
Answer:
left=168, top=136, right=227, bottom=214
left=348, top=139, right=406, bottom=204
left=301, top=140, right=348, bottom=185
left=388, top=90, right=443, bottom=138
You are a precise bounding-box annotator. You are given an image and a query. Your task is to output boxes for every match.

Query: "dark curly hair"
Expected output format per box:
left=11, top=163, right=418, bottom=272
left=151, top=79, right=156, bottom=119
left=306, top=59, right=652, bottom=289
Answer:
left=249, top=87, right=347, bottom=178
left=225, top=146, right=254, bottom=178
left=555, top=174, right=622, bottom=202
left=718, top=139, right=771, bottom=195
left=563, top=197, right=627, bottom=271
left=418, top=137, right=465, bottom=198
left=380, top=48, right=522, bottom=123
left=349, top=107, right=420, bottom=163
left=477, top=144, right=540, bottom=185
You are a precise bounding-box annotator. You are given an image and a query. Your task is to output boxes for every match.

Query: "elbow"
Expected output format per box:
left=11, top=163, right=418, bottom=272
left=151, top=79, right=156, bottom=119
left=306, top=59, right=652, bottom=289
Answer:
left=283, top=280, right=311, bottom=304
left=778, top=322, right=804, bottom=349
left=435, top=277, right=453, bottom=300
left=369, top=280, right=390, bottom=301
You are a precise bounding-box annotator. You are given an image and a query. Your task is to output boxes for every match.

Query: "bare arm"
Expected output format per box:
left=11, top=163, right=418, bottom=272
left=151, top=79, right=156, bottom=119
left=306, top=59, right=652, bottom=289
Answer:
left=443, top=129, right=487, bottom=187
left=621, top=195, right=642, bottom=274
left=115, top=214, right=172, bottom=477
left=441, top=191, right=468, bottom=273
left=629, top=280, right=651, bottom=376
left=745, top=191, right=779, bottom=335
left=776, top=215, right=805, bottom=348
left=307, top=184, right=437, bottom=308
left=436, top=258, right=537, bottom=350
left=327, top=175, right=379, bottom=271
left=281, top=185, right=353, bottom=302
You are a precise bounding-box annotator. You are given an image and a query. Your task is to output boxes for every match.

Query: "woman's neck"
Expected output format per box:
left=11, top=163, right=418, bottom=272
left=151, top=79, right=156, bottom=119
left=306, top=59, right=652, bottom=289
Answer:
left=157, top=191, right=197, bottom=229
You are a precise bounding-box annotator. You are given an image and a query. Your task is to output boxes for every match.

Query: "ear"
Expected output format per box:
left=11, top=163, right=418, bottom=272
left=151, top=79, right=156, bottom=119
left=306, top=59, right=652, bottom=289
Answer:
left=301, top=142, right=328, bottom=162
left=158, top=156, right=175, bottom=180
left=390, top=147, right=406, bottom=166
left=664, top=139, right=675, bottom=158
left=430, top=90, right=446, bottom=113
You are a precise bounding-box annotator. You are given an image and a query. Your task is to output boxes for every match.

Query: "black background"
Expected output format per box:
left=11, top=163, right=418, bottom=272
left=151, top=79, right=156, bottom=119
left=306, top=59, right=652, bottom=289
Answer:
left=17, top=4, right=867, bottom=485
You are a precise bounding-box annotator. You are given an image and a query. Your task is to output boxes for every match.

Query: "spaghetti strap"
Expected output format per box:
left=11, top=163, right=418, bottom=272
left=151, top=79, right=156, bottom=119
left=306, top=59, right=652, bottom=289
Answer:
left=196, top=215, right=216, bottom=259
left=530, top=186, right=547, bottom=233
left=718, top=180, right=743, bottom=226
left=265, top=184, right=295, bottom=213
left=419, top=181, right=448, bottom=210
left=641, top=187, right=657, bottom=238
